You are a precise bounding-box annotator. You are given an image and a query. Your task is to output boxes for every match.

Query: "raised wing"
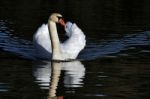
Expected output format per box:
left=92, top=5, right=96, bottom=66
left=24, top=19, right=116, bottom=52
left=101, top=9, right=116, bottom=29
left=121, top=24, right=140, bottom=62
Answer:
left=61, top=22, right=86, bottom=59
left=33, top=24, right=52, bottom=59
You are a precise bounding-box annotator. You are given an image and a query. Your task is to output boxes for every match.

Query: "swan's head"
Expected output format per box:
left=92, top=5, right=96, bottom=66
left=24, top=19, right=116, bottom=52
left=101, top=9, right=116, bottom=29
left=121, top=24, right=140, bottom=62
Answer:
left=49, top=13, right=65, bottom=27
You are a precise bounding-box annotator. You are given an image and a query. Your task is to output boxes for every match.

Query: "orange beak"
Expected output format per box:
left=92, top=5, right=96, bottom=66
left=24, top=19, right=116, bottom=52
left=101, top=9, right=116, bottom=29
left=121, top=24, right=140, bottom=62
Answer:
left=58, top=18, right=66, bottom=27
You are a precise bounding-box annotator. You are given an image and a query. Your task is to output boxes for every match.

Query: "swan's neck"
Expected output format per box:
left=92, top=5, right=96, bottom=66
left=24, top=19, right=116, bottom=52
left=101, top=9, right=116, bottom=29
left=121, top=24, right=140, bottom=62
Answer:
left=48, top=20, right=61, bottom=60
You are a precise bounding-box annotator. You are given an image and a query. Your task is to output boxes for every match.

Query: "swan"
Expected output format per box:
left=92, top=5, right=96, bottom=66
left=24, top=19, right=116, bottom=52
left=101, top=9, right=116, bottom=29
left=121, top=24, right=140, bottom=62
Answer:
left=33, top=13, right=86, bottom=60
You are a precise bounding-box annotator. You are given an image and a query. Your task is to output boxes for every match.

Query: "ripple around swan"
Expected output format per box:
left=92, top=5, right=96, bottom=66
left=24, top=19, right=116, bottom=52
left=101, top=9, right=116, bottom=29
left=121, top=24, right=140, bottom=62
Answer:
left=0, top=83, right=9, bottom=92
left=0, top=20, right=150, bottom=60
left=79, top=31, right=150, bottom=60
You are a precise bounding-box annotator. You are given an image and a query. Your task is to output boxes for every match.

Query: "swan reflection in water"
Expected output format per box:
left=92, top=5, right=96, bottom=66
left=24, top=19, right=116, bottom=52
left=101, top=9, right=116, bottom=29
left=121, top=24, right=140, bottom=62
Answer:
left=33, top=60, right=85, bottom=98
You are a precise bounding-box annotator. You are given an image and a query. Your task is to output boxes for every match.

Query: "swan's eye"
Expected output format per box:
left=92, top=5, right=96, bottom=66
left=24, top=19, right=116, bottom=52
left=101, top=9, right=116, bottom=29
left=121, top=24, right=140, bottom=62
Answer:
left=57, top=16, right=63, bottom=20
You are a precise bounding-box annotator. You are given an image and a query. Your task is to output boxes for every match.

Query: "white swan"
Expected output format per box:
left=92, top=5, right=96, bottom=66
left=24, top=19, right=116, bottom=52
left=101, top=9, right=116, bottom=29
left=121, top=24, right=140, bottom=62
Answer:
left=33, top=13, right=86, bottom=60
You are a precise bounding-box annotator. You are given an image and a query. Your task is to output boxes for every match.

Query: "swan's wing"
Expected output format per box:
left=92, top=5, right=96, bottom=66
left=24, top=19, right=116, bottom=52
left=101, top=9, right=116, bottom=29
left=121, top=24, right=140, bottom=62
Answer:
left=61, top=22, right=86, bottom=59
left=33, top=24, right=52, bottom=59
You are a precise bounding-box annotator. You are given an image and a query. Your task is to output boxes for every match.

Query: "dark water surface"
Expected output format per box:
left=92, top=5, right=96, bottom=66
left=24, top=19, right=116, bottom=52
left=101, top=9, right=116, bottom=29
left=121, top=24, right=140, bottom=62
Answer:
left=0, top=0, right=150, bottom=99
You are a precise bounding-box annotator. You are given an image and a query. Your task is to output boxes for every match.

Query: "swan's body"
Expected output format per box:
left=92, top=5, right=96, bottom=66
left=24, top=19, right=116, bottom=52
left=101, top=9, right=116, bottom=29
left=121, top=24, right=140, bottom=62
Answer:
left=33, top=13, right=86, bottom=60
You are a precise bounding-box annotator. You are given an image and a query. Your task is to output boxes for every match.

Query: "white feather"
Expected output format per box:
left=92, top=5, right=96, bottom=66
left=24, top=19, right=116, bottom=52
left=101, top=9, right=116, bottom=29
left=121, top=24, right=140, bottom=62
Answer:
left=61, top=22, right=86, bottom=59
left=33, top=22, right=86, bottom=60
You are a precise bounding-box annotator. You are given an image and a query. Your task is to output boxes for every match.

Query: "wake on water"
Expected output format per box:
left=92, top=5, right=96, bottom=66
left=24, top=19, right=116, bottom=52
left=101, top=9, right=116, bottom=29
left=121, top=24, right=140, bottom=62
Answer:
left=0, top=20, right=150, bottom=60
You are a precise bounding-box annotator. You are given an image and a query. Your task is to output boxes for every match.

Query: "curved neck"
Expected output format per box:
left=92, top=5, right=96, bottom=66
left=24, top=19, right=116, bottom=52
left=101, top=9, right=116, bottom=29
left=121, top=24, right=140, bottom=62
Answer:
left=48, top=20, right=61, bottom=60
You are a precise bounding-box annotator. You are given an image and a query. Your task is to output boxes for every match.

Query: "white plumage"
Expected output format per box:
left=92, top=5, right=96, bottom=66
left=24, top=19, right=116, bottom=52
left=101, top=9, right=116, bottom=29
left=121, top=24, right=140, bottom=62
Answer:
left=33, top=22, right=86, bottom=60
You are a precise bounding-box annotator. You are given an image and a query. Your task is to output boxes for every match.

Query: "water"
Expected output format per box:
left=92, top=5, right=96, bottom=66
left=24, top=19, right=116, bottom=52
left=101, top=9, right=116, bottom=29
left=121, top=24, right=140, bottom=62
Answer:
left=0, top=0, right=150, bottom=99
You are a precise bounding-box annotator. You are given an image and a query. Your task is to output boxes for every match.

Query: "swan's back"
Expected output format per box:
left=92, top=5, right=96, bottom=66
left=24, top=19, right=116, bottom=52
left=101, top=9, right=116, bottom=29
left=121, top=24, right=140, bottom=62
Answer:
left=61, top=22, right=86, bottom=59
left=33, top=24, right=52, bottom=59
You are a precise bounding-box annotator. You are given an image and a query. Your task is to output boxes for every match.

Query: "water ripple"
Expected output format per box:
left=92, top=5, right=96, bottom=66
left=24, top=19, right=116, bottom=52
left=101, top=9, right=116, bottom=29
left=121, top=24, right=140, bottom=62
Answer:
left=80, top=31, right=150, bottom=60
left=0, top=83, right=9, bottom=92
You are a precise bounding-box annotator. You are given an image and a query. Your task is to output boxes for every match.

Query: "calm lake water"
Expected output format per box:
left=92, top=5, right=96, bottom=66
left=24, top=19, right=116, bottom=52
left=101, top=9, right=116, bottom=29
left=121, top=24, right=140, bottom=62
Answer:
left=0, top=0, right=150, bottom=99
